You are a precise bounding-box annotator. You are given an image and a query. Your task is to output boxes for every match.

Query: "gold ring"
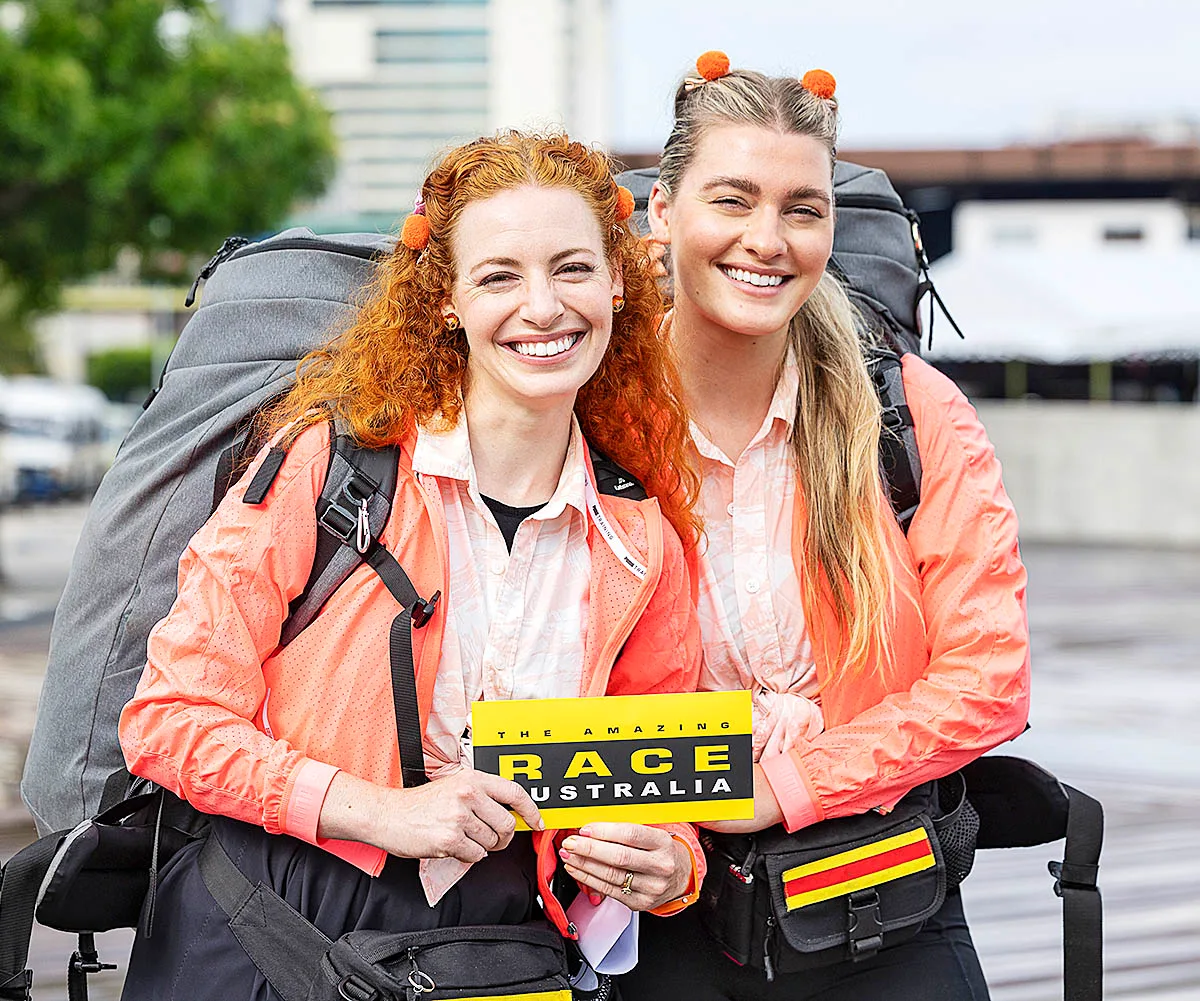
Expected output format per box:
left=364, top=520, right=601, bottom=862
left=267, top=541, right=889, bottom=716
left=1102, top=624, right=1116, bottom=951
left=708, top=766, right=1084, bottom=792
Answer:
left=621, top=870, right=635, bottom=895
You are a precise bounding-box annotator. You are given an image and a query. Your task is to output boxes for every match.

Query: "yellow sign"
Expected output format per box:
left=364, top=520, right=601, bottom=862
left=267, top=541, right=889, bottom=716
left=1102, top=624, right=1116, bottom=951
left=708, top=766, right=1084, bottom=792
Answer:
left=471, top=690, right=754, bottom=829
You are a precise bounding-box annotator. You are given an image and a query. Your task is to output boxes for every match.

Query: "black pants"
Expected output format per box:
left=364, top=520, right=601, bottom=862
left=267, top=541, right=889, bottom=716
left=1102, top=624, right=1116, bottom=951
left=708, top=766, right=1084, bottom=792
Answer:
left=618, top=890, right=989, bottom=1001
left=120, top=816, right=538, bottom=1001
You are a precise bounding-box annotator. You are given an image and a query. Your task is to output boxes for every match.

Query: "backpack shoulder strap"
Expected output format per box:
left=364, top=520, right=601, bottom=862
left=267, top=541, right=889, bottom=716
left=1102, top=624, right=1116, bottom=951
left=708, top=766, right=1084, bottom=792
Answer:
left=866, top=346, right=921, bottom=534
left=589, top=448, right=648, bottom=501
left=277, top=421, right=400, bottom=647
left=0, top=831, right=65, bottom=1000
left=1053, top=784, right=1105, bottom=1001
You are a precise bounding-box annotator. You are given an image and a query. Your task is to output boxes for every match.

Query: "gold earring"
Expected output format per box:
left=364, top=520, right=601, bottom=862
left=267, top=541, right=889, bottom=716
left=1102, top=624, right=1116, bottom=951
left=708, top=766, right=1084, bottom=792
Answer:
left=612, top=296, right=625, bottom=314
left=444, top=313, right=460, bottom=331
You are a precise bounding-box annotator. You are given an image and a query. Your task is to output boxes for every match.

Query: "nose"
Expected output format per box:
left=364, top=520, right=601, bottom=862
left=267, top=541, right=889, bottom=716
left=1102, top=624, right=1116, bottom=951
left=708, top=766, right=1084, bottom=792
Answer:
left=519, top=274, right=566, bottom=329
left=741, top=207, right=786, bottom=260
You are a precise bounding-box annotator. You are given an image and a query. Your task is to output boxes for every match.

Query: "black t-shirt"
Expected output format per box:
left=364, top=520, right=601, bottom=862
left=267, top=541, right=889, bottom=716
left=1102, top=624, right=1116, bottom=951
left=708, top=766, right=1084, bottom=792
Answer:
left=480, top=494, right=546, bottom=552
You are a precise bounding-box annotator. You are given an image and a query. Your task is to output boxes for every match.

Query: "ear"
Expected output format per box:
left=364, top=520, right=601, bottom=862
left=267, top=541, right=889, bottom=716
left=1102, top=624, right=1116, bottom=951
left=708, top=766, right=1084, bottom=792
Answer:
left=610, top=261, right=624, bottom=300
left=647, top=182, right=672, bottom=244
left=440, top=298, right=457, bottom=321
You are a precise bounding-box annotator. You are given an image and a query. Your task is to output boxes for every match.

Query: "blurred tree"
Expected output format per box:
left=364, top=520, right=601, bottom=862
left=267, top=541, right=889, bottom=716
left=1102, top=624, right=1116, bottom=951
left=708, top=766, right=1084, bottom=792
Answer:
left=0, top=0, right=336, bottom=371
left=87, top=345, right=155, bottom=402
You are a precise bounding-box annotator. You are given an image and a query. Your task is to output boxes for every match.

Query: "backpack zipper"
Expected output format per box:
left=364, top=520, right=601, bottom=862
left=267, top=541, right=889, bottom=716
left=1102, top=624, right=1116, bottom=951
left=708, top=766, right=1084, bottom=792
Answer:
left=228, top=236, right=387, bottom=264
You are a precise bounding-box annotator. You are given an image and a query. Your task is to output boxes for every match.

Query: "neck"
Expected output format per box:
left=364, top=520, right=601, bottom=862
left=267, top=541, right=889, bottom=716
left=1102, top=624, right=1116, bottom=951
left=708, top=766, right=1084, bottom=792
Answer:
left=671, top=299, right=790, bottom=459
left=462, top=392, right=575, bottom=507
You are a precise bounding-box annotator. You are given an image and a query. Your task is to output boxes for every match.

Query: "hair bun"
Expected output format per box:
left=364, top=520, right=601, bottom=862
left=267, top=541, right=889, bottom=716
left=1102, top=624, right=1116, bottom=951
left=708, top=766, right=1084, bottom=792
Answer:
left=400, top=213, right=430, bottom=251
left=615, top=185, right=635, bottom=222
left=801, top=69, right=837, bottom=100
left=696, top=50, right=731, bottom=82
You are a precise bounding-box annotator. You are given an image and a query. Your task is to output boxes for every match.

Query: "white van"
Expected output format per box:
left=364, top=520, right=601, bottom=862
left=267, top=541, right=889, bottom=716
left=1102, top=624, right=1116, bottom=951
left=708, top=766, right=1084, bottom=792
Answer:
left=0, top=377, right=112, bottom=501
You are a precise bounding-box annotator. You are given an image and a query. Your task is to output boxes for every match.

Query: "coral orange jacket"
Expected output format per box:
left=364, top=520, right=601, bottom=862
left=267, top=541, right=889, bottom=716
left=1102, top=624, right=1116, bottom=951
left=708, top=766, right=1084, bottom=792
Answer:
left=119, top=422, right=705, bottom=930
left=756, top=355, right=1032, bottom=830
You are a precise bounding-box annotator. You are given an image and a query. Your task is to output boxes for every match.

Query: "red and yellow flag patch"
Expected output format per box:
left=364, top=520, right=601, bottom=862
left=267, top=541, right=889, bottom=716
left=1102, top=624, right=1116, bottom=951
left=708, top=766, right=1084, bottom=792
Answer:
left=782, top=826, right=936, bottom=911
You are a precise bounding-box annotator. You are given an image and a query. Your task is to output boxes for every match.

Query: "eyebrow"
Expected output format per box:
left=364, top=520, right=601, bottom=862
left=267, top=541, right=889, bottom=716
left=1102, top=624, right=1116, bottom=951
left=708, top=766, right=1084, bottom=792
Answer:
left=469, top=248, right=597, bottom=273
left=701, top=176, right=831, bottom=206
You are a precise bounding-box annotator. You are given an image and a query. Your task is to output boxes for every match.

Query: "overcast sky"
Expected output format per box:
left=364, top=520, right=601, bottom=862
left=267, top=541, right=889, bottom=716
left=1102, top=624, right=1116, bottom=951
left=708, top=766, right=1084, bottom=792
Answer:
left=611, top=0, right=1200, bottom=153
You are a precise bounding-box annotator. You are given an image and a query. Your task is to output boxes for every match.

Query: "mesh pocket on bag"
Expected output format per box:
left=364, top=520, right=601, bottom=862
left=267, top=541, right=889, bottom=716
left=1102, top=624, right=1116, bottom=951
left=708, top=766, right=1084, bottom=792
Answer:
left=935, top=775, right=980, bottom=890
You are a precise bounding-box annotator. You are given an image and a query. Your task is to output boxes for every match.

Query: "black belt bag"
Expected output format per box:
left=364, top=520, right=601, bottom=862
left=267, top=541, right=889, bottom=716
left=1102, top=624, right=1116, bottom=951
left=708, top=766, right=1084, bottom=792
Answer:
left=698, top=779, right=975, bottom=979
left=197, top=833, right=573, bottom=1001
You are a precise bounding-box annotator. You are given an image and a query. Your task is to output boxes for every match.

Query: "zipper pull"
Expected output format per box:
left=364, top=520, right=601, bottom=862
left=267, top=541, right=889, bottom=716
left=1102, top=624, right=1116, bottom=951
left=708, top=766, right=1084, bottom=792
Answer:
left=763, top=915, right=777, bottom=982
left=407, top=948, right=436, bottom=994
left=185, top=236, right=250, bottom=307
left=355, top=497, right=371, bottom=554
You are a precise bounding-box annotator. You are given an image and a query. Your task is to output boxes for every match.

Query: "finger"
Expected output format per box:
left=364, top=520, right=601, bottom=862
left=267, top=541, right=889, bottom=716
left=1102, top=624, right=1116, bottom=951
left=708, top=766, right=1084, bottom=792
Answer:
left=576, top=822, right=670, bottom=851
left=564, top=862, right=657, bottom=910
left=477, top=773, right=543, bottom=831
left=471, top=795, right=519, bottom=851
left=460, top=812, right=503, bottom=854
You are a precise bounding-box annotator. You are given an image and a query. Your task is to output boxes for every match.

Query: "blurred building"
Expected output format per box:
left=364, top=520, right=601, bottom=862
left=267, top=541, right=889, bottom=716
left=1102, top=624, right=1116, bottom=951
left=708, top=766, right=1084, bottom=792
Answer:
left=218, top=0, right=613, bottom=231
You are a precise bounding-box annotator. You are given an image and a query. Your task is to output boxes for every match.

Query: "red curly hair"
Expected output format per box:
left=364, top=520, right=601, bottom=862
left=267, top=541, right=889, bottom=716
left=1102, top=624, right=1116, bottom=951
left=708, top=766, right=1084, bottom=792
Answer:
left=267, top=132, right=699, bottom=543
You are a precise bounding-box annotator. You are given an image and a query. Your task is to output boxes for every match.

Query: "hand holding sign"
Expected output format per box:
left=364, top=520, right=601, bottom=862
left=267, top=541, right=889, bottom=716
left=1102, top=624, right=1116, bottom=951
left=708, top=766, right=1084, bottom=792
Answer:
left=321, top=769, right=544, bottom=863
left=559, top=823, right=693, bottom=911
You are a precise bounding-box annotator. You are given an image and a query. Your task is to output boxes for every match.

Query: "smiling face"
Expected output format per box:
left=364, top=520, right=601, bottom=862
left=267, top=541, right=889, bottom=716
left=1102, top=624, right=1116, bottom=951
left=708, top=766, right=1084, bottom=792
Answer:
left=648, top=124, right=834, bottom=344
left=446, top=184, right=621, bottom=415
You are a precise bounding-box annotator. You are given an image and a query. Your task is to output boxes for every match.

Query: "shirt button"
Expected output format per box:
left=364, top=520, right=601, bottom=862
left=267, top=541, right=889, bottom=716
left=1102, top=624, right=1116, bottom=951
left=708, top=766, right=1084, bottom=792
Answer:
left=489, top=560, right=506, bottom=576
left=726, top=502, right=735, bottom=517
left=745, top=578, right=761, bottom=594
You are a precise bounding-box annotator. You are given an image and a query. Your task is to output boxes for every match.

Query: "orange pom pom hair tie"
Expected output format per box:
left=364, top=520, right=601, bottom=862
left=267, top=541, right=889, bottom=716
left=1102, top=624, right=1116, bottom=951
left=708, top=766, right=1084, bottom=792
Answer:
left=400, top=194, right=430, bottom=251
left=684, top=50, right=732, bottom=92
left=614, top=185, right=635, bottom=222
left=696, top=50, right=731, bottom=81
left=801, top=69, right=837, bottom=100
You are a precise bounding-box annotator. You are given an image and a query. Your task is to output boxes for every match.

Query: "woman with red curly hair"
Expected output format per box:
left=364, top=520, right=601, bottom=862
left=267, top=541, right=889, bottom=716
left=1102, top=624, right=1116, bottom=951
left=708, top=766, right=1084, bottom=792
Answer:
left=117, top=132, right=704, bottom=1001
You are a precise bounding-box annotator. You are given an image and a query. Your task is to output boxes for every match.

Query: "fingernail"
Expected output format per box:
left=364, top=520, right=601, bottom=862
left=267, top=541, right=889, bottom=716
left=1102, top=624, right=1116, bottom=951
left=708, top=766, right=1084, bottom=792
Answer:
left=559, top=848, right=572, bottom=861
left=562, top=837, right=580, bottom=852
left=589, top=892, right=602, bottom=905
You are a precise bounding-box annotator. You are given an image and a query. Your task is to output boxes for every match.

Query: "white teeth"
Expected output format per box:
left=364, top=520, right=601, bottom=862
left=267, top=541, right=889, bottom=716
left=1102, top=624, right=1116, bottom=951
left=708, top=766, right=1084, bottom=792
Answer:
left=512, top=334, right=579, bottom=357
left=723, top=267, right=785, bottom=287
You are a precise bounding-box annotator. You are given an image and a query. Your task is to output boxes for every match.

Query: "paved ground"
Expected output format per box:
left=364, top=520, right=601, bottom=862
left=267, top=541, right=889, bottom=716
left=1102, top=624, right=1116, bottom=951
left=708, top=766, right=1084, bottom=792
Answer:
left=2, top=502, right=1198, bottom=1000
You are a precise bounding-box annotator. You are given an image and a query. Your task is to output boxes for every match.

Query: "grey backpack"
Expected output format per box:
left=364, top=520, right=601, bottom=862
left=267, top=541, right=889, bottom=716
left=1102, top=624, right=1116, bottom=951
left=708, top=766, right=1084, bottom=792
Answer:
left=21, top=229, right=396, bottom=834
left=21, top=226, right=652, bottom=836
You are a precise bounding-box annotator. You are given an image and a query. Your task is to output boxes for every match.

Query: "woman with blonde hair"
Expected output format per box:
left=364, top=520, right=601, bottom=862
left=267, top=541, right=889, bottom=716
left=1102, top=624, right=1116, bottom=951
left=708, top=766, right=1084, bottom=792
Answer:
left=614, top=53, right=1031, bottom=1000
left=117, top=132, right=704, bottom=1001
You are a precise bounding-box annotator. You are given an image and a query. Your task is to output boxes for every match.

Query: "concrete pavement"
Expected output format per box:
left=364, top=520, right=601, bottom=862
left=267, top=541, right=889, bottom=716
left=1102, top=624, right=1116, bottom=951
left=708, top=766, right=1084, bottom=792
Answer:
left=2, top=502, right=1198, bottom=999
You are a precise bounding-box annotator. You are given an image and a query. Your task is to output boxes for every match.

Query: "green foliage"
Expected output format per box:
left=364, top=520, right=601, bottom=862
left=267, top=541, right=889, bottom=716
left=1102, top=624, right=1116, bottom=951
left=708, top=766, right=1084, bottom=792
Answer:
left=86, top=345, right=156, bottom=402
left=0, top=0, right=336, bottom=371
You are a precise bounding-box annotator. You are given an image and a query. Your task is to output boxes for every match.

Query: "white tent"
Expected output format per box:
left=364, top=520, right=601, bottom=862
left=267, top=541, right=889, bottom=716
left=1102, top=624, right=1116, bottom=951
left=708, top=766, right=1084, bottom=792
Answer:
left=924, top=247, right=1200, bottom=363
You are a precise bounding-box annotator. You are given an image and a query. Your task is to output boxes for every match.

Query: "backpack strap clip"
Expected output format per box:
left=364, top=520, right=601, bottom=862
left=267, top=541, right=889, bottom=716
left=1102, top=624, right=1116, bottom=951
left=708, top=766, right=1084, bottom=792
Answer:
left=1048, top=859, right=1099, bottom=896
left=410, top=591, right=441, bottom=629
left=317, top=470, right=380, bottom=552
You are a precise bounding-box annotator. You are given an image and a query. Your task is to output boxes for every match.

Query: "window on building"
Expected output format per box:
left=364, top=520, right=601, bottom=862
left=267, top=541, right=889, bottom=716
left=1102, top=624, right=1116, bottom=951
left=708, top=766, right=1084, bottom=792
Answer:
left=991, top=225, right=1036, bottom=246
left=1103, top=226, right=1144, bottom=242
left=376, top=28, right=487, bottom=63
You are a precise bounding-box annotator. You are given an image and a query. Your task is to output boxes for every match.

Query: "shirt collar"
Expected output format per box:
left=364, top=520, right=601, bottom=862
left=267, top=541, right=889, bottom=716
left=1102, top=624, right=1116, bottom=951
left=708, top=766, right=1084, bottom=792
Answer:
left=411, top=409, right=589, bottom=522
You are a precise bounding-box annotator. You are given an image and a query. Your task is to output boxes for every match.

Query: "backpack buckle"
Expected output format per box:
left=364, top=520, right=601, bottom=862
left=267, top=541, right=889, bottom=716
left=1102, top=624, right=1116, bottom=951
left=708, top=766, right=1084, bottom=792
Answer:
left=411, top=590, right=441, bottom=628
left=847, top=889, right=884, bottom=960
left=337, top=974, right=379, bottom=1001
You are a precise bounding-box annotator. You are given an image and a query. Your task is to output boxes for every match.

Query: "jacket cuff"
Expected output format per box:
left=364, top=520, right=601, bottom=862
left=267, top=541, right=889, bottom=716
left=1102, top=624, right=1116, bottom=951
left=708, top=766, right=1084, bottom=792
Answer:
left=649, top=825, right=704, bottom=916
left=761, top=751, right=824, bottom=832
left=282, top=758, right=341, bottom=843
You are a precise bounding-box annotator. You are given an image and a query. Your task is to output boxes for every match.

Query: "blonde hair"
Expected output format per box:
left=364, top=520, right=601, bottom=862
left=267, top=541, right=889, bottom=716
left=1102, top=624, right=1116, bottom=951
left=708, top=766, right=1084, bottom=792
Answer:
left=661, top=67, right=894, bottom=678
